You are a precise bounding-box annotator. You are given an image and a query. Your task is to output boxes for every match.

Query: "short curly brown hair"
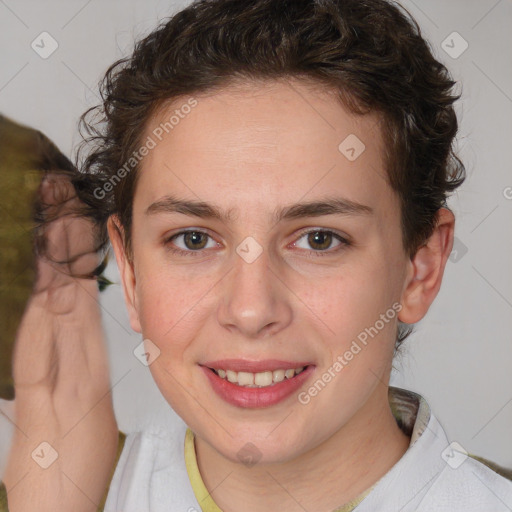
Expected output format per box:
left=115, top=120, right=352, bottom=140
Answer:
left=78, top=0, right=465, bottom=346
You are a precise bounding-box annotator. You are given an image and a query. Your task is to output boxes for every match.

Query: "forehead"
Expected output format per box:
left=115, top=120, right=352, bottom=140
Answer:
left=135, top=79, right=393, bottom=219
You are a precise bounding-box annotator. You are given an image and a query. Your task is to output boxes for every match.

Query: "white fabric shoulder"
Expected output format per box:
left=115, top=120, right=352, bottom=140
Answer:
left=356, top=388, right=512, bottom=512
left=104, top=407, right=201, bottom=512
left=104, top=388, right=512, bottom=512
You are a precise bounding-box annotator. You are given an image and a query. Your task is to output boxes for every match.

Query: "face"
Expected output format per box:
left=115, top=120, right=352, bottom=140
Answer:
left=111, top=79, right=430, bottom=464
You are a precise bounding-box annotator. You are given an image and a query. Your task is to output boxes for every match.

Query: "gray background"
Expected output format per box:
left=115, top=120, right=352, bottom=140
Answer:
left=1, top=0, right=511, bottom=478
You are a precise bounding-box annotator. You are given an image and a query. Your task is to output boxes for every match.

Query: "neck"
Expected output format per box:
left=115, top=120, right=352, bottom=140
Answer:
left=194, top=386, right=411, bottom=512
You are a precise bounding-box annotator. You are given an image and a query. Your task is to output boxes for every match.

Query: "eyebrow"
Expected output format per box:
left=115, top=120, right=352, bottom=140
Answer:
left=145, top=194, right=373, bottom=223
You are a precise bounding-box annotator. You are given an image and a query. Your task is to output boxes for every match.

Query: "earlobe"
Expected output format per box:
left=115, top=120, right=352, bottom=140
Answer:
left=398, top=208, right=455, bottom=324
left=107, top=216, right=142, bottom=333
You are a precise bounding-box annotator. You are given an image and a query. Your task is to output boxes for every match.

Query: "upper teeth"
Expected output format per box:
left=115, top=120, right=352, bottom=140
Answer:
left=214, top=367, right=305, bottom=387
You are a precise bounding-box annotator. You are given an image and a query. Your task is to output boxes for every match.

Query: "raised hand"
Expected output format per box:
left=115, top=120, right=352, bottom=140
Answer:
left=3, top=174, right=118, bottom=512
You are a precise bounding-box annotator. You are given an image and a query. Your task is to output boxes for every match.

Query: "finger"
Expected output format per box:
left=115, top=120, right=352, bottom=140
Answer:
left=10, top=284, right=61, bottom=390
left=39, top=173, right=74, bottom=210
left=53, top=278, right=111, bottom=391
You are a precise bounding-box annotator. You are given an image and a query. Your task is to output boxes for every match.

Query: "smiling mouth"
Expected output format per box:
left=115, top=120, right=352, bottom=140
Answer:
left=207, top=366, right=308, bottom=388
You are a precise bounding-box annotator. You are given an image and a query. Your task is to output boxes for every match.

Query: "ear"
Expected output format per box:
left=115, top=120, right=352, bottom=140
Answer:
left=398, top=208, right=455, bottom=324
left=107, top=215, right=142, bottom=333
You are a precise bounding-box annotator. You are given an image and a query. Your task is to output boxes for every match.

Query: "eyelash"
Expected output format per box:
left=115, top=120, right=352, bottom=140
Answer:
left=163, top=228, right=351, bottom=258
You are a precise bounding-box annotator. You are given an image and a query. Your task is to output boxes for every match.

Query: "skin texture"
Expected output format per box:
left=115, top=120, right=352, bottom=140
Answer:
left=109, top=78, right=454, bottom=511
left=3, top=175, right=118, bottom=512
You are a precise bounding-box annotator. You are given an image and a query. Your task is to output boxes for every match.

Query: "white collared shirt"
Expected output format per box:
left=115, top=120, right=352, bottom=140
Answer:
left=104, top=387, right=512, bottom=511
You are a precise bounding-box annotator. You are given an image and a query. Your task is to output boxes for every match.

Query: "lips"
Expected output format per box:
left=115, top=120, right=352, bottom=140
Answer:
left=200, top=359, right=315, bottom=408
left=201, top=359, right=312, bottom=373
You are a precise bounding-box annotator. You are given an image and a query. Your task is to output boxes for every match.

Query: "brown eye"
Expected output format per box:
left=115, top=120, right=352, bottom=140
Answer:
left=307, top=231, right=333, bottom=250
left=165, top=230, right=217, bottom=255
left=183, top=231, right=208, bottom=250
left=293, top=229, right=349, bottom=255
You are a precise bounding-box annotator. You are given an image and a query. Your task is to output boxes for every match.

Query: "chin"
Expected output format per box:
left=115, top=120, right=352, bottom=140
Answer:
left=214, top=429, right=306, bottom=466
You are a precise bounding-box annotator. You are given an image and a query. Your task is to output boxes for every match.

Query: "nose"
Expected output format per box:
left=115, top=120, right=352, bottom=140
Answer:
left=217, top=245, right=293, bottom=338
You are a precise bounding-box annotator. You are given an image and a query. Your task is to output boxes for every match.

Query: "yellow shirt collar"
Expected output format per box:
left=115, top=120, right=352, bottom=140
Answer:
left=184, top=428, right=371, bottom=512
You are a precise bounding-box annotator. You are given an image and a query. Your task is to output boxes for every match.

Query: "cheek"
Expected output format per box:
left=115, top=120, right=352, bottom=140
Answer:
left=134, top=257, right=218, bottom=355
left=298, top=261, right=399, bottom=344
left=296, top=264, right=401, bottom=425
